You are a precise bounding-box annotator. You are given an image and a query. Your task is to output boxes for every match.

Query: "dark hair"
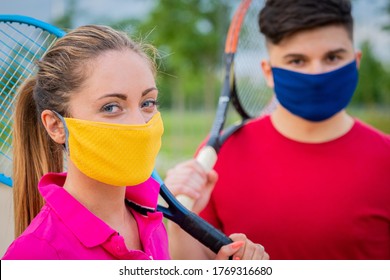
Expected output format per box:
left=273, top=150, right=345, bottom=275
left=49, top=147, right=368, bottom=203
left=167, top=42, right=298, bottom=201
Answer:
left=259, top=0, right=353, bottom=44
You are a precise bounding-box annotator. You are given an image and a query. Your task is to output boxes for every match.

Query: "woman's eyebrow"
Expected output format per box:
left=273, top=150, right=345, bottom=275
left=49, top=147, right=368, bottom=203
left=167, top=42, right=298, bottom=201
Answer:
left=97, top=87, right=157, bottom=100
left=142, top=87, right=158, bottom=96
left=97, top=93, right=127, bottom=100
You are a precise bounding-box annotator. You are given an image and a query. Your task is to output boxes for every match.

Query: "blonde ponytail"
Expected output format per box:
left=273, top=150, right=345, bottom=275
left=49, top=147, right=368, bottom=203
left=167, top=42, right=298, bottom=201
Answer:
left=12, top=78, right=63, bottom=237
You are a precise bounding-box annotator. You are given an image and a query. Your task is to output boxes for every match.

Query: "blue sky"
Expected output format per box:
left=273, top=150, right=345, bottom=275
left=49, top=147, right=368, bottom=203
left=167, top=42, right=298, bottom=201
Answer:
left=1, top=0, right=389, bottom=61
left=0, top=0, right=154, bottom=23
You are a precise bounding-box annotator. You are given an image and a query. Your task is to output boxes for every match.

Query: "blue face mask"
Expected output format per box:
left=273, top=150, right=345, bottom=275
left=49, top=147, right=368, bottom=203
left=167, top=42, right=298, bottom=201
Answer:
left=271, top=60, right=359, bottom=122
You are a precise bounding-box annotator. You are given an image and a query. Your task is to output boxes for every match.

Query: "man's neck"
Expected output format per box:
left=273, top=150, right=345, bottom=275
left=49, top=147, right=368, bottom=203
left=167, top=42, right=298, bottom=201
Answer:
left=270, top=106, right=354, bottom=143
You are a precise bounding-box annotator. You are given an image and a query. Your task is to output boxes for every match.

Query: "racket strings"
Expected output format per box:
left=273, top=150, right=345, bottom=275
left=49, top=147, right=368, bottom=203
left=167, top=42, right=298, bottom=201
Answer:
left=234, top=0, right=276, bottom=118
left=1, top=31, right=55, bottom=114
left=0, top=22, right=58, bottom=178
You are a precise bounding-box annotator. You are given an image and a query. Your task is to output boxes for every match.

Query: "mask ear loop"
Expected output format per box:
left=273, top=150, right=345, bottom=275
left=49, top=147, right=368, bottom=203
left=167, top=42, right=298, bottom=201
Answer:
left=52, top=111, right=70, bottom=155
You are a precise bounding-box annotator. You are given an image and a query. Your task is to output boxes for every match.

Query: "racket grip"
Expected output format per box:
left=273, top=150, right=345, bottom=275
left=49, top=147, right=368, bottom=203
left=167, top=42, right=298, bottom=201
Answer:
left=196, top=146, right=218, bottom=172
left=176, top=146, right=218, bottom=210
left=175, top=195, right=195, bottom=210
left=181, top=211, right=232, bottom=254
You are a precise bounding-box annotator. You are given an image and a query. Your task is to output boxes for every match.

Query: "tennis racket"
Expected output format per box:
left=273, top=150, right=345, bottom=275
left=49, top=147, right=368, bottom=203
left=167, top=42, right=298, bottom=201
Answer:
left=151, top=170, right=232, bottom=254
left=0, top=15, right=66, bottom=187
left=176, top=0, right=276, bottom=209
left=0, top=15, right=232, bottom=255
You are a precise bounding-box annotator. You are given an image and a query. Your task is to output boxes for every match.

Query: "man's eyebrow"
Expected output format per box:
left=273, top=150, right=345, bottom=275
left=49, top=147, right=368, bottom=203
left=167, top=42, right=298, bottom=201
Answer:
left=325, top=48, right=348, bottom=55
left=282, top=48, right=348, bottom=60
left=282, top=53, right=307, bottom=59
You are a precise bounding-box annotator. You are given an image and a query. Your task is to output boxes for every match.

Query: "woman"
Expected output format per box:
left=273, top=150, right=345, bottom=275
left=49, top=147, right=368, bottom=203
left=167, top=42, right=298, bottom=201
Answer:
left=2, top=25, right=268, bottom=260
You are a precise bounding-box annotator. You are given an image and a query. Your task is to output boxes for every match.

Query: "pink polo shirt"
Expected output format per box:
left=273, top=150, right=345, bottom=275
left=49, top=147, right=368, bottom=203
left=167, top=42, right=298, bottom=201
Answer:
left=2, top=173, right=170, bottom=260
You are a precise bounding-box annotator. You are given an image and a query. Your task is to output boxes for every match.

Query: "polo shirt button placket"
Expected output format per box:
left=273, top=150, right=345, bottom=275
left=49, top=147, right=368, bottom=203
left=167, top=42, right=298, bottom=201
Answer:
left=115, top=234, right=123, bottom=254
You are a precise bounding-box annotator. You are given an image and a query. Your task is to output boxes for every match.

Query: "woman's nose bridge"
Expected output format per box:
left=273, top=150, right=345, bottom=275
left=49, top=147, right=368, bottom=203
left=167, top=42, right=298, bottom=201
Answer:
left=127, top=108, right=147, bottom=125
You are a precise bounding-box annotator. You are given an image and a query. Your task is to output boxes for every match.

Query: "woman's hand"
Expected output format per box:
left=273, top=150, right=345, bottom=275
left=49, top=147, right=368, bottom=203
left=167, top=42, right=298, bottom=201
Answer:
left=215, top=234, right=269, bottom=260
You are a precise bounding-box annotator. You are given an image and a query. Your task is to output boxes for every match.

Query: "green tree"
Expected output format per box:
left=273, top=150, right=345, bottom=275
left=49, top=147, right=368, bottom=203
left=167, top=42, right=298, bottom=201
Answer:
left=51, top=0, right=77, bottom=30
left=383, top=0, right=390, bottom=31
left=353, top=40, right=390, bottom=105
left=132, top=0, right=232, bottom=111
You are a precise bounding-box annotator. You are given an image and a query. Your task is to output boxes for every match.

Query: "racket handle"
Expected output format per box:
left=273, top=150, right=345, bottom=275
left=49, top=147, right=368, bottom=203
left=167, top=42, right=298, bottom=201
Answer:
left=182, top=211, right=232, bottom=254
left=175, top=195, right=195, bottom=211
left=176, top=146, right=218, bottom=210
left=196, top=146, right=218, bottom=172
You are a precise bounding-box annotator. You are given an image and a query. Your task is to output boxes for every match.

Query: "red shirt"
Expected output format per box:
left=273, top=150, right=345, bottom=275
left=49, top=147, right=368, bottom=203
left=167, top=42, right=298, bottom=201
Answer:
left=200, top=116, right=390, bottom=259
left=2, top=173, right=170, bottom=260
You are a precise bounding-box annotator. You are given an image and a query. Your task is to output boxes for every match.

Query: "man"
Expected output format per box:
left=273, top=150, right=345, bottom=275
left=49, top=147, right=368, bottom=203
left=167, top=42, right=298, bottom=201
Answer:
left=166, top=0, right=390, bottom=259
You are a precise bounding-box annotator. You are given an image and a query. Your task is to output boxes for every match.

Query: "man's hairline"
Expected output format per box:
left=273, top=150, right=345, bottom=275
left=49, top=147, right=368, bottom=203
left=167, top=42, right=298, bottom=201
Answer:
left=263, top=23, right=354, bottom=50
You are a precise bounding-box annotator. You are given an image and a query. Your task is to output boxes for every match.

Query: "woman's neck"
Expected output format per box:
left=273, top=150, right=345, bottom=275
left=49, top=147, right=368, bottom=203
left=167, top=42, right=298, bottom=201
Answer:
left=63, top=161, right=128, bottom=228
left=63, top=162, right=142, bottom=250
left=270, top=105, right=354, bottom=143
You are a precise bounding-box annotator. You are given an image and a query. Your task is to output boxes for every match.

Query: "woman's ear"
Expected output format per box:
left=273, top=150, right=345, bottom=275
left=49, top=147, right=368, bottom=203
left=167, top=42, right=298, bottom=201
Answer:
left=261, top=59, right=274, bottom=88
left=41, top=110, right=66, bottom=144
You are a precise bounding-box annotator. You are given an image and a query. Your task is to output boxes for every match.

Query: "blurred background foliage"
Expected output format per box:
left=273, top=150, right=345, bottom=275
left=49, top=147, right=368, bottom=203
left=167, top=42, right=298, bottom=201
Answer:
left=50, top=0, right=390, bottom=173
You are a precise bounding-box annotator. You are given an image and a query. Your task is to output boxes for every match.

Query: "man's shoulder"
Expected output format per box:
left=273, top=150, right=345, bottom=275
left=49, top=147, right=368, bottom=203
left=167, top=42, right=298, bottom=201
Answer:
left=215, top=115, right=273, bottom=157
left=232, top=114, right=272, bottom=138
left=353, top=119, right=390, bottom=144
left=351, top=119, right=390, bottom=159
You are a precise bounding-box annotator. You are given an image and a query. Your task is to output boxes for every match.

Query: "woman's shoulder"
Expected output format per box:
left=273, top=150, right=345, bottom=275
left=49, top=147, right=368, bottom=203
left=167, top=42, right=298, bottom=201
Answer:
left=2, top=206, right=61, bottom=260
left=2, top=231, right=59, bottom=260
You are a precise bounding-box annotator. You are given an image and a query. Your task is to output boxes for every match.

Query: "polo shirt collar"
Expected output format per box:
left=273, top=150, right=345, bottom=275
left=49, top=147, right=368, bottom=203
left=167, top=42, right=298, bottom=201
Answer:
left=38, top=172, right=160, bottom=248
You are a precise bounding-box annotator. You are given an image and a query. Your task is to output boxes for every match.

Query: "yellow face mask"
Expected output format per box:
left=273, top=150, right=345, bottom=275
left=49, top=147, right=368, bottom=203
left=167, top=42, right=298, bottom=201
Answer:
left=58, top=112, right=163, bottom=186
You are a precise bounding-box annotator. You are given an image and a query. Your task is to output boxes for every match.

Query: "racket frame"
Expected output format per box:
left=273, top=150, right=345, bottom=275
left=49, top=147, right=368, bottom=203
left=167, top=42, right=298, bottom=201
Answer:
left=176, top=0, right=254, bottom=210
left=0, top=15, right=65, bottom=186
left=0, top=15, right=66, bottom=37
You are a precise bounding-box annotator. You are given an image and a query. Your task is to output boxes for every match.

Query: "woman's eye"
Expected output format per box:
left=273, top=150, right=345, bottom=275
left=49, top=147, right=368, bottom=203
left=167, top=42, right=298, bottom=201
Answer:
left=101, top=103, right=121, bottom=113
left=141, top=99, right=159, bottom=109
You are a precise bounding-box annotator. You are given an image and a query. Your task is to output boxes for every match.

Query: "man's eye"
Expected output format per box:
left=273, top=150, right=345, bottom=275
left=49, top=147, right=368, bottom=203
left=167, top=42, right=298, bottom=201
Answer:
left=289, top=59, right=304, bottom=66
left=327, top=54, right=340, bottom=62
